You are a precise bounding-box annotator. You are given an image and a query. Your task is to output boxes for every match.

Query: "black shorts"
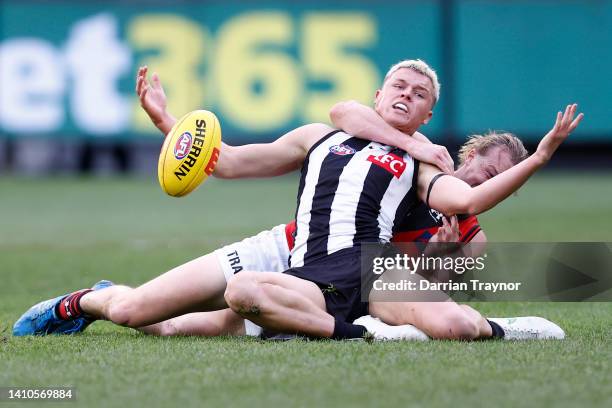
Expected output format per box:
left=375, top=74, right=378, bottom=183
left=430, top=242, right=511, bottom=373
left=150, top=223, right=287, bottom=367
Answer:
left=284, top=244, right=392, bottom=323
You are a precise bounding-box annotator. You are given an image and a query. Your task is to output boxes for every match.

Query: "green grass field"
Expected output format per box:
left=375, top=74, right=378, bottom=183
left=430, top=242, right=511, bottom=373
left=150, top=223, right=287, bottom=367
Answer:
left=1, top=173, right=611, bottom=407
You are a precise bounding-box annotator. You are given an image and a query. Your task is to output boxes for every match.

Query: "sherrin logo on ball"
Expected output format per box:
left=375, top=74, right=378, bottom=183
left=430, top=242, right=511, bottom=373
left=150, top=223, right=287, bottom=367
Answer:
left=158, top=110, right=222, bottom=197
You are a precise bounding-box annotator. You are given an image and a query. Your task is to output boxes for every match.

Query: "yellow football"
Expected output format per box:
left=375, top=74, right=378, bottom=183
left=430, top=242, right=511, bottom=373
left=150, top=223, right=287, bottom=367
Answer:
left=158, top=110, right=222, bottom=197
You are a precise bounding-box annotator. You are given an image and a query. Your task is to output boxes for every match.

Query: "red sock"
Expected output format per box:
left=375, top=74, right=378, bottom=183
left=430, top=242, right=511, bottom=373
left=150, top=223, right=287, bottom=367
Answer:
left=55, top=289, right=93, bottom=320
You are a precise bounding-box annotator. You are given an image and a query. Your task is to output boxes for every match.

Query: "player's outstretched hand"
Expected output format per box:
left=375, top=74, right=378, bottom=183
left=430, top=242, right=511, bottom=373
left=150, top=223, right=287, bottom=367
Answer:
left=412, top=142, right=455, bottom=174
left=136, top=66, right=168, bottom=128
left=535, top=104, right=584, bottom=163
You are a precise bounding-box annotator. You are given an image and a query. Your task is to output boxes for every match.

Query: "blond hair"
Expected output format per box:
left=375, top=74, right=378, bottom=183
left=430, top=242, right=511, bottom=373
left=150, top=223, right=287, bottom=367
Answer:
left=458, top=131, right=528, bottom=165
left=384, top=59, right=441, bottom=106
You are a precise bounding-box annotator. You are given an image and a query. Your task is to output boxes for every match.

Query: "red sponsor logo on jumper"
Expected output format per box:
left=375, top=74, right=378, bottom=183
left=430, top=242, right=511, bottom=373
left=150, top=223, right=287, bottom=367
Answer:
left=367, top=153, right=407, bottom=178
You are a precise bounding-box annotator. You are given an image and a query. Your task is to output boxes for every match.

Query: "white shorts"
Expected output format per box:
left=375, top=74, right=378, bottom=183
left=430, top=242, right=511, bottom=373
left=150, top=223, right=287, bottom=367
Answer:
left=214, top=224, right=290, bottom=336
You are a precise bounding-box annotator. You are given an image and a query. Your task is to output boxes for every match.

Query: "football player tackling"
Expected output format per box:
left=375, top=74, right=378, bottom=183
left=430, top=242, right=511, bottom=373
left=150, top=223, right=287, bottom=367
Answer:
left=13, top=60, right=582, bottom=342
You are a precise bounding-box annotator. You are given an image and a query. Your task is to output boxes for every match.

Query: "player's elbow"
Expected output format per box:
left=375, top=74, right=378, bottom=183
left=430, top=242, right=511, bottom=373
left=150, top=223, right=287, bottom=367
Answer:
left=430, top=196, right=470, bottom=217
left=464, top=201, right=481, bottom=216
left=329, top=100, right=359, bottom=128
left=453, top=194, right=480, bottom=216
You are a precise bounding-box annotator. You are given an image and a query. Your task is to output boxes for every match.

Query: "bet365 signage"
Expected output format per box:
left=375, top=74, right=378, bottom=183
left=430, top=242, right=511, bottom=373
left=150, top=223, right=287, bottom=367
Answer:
left=0, top=6, right=380, bottom=137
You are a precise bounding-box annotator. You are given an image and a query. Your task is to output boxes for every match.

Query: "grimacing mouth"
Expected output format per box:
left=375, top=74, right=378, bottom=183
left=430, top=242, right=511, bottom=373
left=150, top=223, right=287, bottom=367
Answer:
left=392, top=102, right=408, bottom=113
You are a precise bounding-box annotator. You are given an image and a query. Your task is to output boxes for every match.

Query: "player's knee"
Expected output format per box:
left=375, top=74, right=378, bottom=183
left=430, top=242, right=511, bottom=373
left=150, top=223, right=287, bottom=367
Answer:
left=368, top=302, right=400, bottom=324
left=431, top=310, right=479, bottom=340
left=224, top=272, right=260, bottom=314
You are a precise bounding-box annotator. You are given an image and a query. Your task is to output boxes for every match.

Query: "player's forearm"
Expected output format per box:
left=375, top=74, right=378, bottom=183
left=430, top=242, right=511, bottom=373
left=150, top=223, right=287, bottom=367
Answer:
left=330, top=100, right=425, bottom=151
left=214, top=143, right=271, bottom=179
left=461, top=154, right=546, bottom=214
left=214, top=123, right=327, bottom=179
left=214, top=143, right=301, bottom=179
left=155, top=112, right=177, bottom=136
left=329, top=101, right=457, bottom=171
left=212, top=142, right=236, bottom=178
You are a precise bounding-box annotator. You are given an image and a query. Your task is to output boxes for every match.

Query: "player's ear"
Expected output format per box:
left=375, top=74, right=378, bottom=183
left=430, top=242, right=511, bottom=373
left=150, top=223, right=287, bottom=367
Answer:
left=422, top=111, right=433, bottom=125
left=465, top=149, right=477, bottom=162
left=374, top=89, right=382, bottom=107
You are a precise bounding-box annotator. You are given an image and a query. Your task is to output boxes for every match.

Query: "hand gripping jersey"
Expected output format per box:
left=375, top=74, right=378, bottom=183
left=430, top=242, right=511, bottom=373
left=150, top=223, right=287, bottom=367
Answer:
left=289, top=130, right=420, bottom=268
left=391, top=204, right=482, bottom=243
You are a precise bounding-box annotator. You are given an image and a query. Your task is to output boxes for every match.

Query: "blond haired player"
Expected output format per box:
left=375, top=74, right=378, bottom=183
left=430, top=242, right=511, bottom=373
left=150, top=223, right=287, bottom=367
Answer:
left=218, top=61, right=581, bottom=340
left=14, top=60, right=582, bottom=341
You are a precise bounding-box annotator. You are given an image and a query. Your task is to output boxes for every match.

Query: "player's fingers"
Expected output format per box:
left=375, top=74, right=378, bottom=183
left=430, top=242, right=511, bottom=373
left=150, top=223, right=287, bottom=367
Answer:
left=554, top=111, right=562, bottom=130
left=442, top=216, right=450, bottom=226
left=442, top=152, right=454, bottom=174
left=136, top=66, right=146, bottom=82
left=139, top=76, right=149, bottom=96
left=140, top=65, right=148, bottom=81
left=136, top=75, right=145, bottom=95
left=135, top=69, right=144, bottom=93
left=152, top=73, right=162, bottom=90
left=559, top=106, right=568, bottom=129
left=565, top=104, right=577, bottom=129
left=444, top=221, right=454, bottom=236
left=566, top=104, right=577, bottom=125
left=139, top=85, right=149, bottom=102
left=438, top=158, right=451, bottom=174
left=452, top=220, right=460, bottom=238
left=450, top=215, right=459, bottom=231
left=569, top=112, right=584, bottom=132
left=562, top=104, right=572, bottom=127
left=446, top=154, right=455, bottom=173
left=142, top=76, right=151, bottom=92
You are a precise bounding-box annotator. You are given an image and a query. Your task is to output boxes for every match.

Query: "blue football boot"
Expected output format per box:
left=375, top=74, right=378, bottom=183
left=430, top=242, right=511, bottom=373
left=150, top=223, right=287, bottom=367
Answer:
left=13, top=280, right=114, bottom=336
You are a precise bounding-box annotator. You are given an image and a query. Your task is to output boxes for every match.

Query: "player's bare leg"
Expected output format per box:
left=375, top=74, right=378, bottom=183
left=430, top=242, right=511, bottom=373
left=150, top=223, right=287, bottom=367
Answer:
left=79, top=253, right=229, bottom=328
left=367, top=266, right=565, bottom=340
left=368, top=268, right=489, bottom=340
left=369, top=300, right=486, bottom=340
left=224, top=271, right=335, bottom=337
left=139, top=309, right=246, bottom=336
left=13, top=224, right=294, bottom=337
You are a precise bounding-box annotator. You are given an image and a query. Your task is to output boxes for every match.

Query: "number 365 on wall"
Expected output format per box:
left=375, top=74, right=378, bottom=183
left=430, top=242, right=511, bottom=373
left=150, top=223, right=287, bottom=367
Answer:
left=129, top=12, right=380, bottom=132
